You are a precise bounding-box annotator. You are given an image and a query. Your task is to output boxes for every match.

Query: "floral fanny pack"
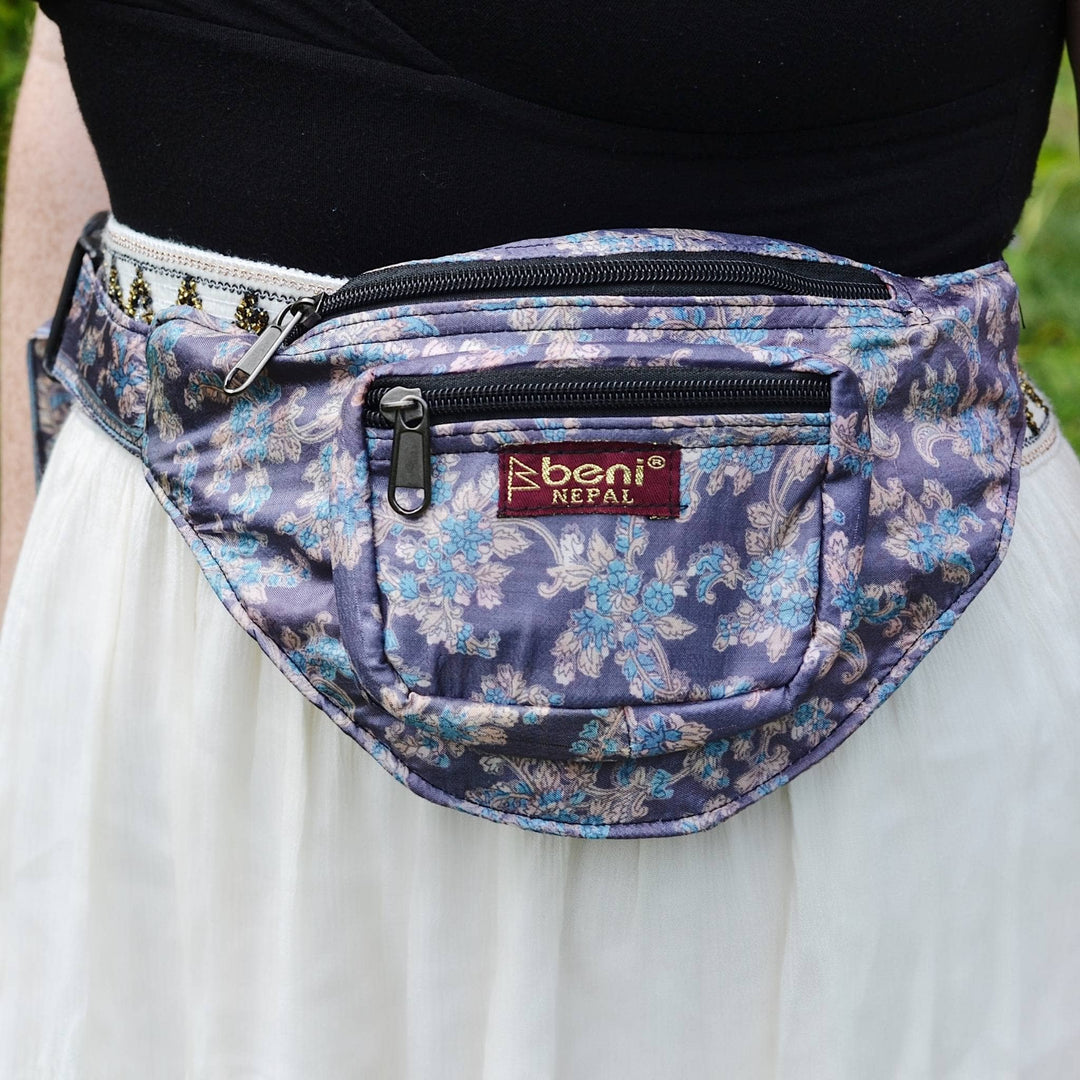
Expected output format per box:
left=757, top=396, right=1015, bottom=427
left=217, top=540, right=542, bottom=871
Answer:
left=35, top=219, right=1024, bottom=838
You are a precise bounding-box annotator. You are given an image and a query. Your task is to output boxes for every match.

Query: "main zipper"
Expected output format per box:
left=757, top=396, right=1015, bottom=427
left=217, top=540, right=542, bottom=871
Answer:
left=222, top=250, right=888, bottom=394
left=367, top=365, right=832, bottom=517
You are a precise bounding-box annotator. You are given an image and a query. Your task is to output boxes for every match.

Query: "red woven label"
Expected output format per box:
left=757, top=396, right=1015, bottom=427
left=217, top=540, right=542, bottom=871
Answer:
left=498, top=442, right=681, bottom=518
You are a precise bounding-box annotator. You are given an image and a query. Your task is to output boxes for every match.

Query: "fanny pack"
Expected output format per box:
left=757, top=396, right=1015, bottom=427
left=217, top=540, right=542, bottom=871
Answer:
left=35, top=217, right=1024, bottom=838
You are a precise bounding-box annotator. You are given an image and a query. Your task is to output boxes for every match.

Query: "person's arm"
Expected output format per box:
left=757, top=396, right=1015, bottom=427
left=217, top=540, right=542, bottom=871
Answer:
left=0, top=12, right=108, bottom=612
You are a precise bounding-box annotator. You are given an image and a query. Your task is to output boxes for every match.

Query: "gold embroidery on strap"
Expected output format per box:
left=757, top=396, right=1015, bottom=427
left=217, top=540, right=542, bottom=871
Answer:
left=107, top=260, right=155, bottom=324
left=176, top=275, right=203, bottom=309
left=107, top=260, right=124, bottom=308
left=234, top=291, right=269, bottom=333
left=127, top=267, right=154, bottom=324
left=1018, top=369, right=1048, bottom=438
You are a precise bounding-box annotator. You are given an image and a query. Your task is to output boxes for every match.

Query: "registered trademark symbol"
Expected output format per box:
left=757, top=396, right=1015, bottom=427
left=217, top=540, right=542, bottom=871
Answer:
left=647, top=455, right=665, bottom=469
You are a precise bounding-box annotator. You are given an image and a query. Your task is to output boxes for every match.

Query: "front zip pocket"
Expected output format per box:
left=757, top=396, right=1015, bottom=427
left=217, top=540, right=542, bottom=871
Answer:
left=224, top=250, right=888, bottom=392
left=364, top=366, right=832, bottom=517
left=345, top=362, right=840, bottom=720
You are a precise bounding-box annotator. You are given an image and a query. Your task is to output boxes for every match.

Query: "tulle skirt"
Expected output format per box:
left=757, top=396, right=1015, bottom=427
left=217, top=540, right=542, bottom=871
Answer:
left=2, top=402, right=1080, bottom=1079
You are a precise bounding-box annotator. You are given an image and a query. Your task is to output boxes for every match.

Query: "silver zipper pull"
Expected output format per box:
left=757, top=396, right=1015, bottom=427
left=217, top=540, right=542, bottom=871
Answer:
left=222, top=295, right=324, bottom=395
left=381, top=387, right=431, bottom=517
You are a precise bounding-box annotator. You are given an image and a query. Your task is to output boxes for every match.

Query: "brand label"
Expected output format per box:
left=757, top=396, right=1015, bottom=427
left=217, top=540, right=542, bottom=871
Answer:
left=498, top=442, right=681, bottom=519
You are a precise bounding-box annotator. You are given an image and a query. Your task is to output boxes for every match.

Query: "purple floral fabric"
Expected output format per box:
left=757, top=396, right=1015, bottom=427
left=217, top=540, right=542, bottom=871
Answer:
left=26, top=330, right=73, bottom=484
left=48, top=228, right=1024, bottom=838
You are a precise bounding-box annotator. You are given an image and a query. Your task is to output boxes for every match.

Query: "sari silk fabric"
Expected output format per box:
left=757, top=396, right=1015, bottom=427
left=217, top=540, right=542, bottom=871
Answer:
left=49, top=228, right=1023, bottom=837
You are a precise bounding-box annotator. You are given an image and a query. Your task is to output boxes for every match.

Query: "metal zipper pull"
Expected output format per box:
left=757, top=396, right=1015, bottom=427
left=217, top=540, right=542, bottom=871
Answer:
left=381, top=387, right=432, bottom=517
left=223, top=295, right=324, bottom=395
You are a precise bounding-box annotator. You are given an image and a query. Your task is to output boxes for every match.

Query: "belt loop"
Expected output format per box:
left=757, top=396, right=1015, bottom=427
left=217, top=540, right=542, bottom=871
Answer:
left=43, top=210, right=110, bottom=376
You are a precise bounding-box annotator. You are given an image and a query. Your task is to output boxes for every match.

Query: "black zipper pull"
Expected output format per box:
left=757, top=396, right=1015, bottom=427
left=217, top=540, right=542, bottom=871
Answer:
left=381, top=387, right=432, bottom=516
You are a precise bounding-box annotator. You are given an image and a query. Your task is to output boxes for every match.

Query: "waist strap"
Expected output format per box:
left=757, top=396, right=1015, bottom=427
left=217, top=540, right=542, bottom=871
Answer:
left=35, top=216, right=344, bottom=469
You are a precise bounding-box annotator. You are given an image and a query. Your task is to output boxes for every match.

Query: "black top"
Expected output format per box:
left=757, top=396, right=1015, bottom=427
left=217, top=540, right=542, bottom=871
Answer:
left=39, top=0, right=1065, bottom=277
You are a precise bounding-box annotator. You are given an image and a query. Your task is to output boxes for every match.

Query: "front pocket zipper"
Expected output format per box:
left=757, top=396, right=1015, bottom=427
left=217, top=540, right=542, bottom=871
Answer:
left=365, top=366, right=832, bottom=517
left=222, top=250, right=888, bottom=393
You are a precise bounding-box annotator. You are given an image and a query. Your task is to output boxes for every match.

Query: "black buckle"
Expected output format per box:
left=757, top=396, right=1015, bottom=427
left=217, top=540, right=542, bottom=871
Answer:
left=43, top=210, right=109, bottom=376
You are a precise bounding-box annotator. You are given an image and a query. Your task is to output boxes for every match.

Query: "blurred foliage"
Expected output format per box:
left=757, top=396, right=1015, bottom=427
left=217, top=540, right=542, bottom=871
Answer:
left=0, top=0, right=33, bottom=210
left=0, top=10, right=1075, bottom=448
left=1008, top=59, right=1080, bottom=451
left=0, top=0, right=33, bottom=99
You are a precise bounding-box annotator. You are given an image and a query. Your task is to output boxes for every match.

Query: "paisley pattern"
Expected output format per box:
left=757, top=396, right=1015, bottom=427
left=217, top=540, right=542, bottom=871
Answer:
left=26, top=332, right=73, bottom=484
left=44, top=227, right=1024, bottom=838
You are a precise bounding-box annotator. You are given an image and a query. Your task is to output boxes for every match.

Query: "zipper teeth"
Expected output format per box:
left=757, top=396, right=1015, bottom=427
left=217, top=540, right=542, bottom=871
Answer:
left=324, top=255, right=887, bottom=319
left=365, top=374, right=830, bottom=424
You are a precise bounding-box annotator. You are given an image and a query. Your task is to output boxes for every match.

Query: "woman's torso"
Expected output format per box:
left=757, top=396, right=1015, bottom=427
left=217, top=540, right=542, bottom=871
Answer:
left=39, top=0, right=1064, bottom=275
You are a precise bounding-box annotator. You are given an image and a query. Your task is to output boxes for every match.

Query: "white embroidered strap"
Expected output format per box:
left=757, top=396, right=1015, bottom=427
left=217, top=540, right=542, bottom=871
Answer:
left=100, top=216, right=347, bottom=327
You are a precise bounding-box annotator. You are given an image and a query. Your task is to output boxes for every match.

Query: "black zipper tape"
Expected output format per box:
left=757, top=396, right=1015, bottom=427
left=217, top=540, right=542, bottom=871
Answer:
left=325, top=250, right=888, bottom=325
left=364, top=366, right=831, bottom=427
left=224, top=249, right=887, bottom=395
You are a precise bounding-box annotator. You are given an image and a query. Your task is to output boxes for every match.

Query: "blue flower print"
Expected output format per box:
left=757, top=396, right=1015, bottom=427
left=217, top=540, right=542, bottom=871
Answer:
left=548, top=521, right=695, bottom=702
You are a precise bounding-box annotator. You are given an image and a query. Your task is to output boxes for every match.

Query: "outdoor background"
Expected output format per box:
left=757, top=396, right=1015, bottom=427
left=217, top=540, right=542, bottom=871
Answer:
left=0, top=0, right=1078, bottom=451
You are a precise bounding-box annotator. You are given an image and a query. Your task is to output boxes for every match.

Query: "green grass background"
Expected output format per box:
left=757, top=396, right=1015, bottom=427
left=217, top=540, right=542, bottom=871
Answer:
left=1, top=1, right=1078, bottom=450
left=0, top=0, right=33, bottom=211
left=1006, top=61, right=1080, bottom=450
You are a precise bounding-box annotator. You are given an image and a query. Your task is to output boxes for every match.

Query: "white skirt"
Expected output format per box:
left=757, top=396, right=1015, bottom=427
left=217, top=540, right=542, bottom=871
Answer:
left=2, top=398, right=1080, bottom=1079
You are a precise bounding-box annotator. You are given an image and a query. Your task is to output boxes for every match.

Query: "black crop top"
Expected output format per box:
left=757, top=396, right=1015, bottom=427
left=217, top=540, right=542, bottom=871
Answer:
left=39, top=0, right=1065, bottom=277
